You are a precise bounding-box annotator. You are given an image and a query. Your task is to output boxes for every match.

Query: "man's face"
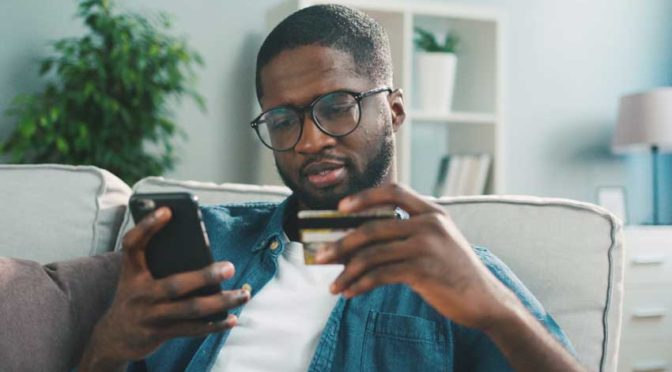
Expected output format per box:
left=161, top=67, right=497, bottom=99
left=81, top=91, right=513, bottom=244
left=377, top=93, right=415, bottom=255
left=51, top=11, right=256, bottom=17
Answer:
left=259, top=45, right=404, bottom=210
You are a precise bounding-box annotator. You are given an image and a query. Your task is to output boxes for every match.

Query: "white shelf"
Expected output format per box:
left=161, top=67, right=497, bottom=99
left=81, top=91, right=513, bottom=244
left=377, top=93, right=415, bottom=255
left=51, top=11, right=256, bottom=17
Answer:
left=411, top=111, right=497, bottom=124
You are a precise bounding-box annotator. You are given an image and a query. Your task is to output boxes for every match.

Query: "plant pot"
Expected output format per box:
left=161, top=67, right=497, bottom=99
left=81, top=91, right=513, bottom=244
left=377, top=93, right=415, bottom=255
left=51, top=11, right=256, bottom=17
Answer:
left=415, top=52, right=457, bottom=114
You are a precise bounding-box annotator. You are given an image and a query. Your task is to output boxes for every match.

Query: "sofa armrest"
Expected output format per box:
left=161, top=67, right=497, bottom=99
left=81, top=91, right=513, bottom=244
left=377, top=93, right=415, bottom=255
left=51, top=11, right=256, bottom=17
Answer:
left=0, top=252, right=121, bottom=370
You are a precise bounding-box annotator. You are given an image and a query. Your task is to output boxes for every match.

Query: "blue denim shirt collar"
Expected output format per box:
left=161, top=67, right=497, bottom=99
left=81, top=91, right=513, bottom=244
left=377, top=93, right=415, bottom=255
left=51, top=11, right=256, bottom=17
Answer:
left=249, top=196, right=293, bottom=253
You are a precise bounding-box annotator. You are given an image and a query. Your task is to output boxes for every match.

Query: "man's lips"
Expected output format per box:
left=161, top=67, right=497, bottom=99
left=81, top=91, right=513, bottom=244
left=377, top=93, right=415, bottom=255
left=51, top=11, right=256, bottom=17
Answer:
left=302, top=160, right=344, bottom=175
left=302, top=161, right=347, bottom=189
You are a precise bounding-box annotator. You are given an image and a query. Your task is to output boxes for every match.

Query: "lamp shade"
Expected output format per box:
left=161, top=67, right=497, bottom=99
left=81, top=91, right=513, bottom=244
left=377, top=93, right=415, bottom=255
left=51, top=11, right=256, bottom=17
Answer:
left=612, top=87, right=672, bottom=153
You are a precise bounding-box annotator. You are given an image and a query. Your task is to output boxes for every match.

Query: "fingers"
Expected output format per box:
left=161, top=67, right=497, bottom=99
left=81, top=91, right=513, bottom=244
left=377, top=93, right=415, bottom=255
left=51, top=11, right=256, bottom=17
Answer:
left=330, top=240, right=411, bottom=294
left=315, top=218, right=412, bottom=264
left=147, top=261, right=245, bottom=323
left=121, top=207, right=172, bottom=272
left=157, top=314, right=238, bottom=340
left=338, top=183, right=443, bottom=216
left=154, top=262, right=235, bottom=300
left=341, top=262, right=414, bottom=298
left=149, top=289, right=250, bottom=322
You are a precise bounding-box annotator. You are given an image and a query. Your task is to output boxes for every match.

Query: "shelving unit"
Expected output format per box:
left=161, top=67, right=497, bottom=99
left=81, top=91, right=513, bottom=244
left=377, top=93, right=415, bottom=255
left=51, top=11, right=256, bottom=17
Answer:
left=257, top=0, right=505, bottom=196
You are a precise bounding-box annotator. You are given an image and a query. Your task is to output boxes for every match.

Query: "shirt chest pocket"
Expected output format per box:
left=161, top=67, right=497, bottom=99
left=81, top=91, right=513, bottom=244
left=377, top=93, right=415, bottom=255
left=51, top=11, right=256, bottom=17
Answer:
left=360, top=311, right=449, bottom=372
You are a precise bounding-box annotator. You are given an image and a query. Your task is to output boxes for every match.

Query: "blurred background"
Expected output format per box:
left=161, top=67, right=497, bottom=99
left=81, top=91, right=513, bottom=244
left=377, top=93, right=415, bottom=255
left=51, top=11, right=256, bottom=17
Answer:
left=1, top=0, right=671, bottom=224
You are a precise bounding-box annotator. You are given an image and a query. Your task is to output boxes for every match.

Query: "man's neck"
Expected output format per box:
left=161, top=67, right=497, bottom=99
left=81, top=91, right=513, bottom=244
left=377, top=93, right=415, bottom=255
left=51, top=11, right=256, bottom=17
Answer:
left=282, top=196, right=301, bottom=241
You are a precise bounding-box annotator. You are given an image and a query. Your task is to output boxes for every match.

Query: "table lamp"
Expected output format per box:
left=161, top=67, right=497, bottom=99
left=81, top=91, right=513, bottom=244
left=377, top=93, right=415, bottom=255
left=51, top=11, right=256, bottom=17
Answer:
left=613, top=87, right=672, bottom=225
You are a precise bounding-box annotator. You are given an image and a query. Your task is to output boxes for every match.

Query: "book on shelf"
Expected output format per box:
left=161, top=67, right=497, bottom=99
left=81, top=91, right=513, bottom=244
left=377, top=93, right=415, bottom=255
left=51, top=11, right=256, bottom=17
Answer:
left=434, top=154, right=491, bottom=197
left=433, top=156, right=450, bottom=197
left=444, top=155, right=463, bottom=196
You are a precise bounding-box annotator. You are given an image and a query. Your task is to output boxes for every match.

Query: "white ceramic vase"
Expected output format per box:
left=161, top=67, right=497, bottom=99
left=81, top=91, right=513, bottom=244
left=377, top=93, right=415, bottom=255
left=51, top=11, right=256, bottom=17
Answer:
left=415, top=52, right=457, bottom=114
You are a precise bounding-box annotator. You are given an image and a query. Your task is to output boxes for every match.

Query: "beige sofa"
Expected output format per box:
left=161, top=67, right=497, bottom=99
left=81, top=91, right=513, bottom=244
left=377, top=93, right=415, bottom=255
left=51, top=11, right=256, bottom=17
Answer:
left=0, top=164, right=624, bottom=371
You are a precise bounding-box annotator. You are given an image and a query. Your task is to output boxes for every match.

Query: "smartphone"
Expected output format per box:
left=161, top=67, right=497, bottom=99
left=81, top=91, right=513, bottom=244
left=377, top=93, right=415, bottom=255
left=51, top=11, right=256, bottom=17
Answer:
left=129, top=192, right=227, bottom=321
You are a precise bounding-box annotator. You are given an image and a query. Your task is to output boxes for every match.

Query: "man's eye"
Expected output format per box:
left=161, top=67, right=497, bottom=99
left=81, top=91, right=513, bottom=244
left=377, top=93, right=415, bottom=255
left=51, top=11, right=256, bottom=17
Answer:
left=271, top=119, right=294, bottom=130
left=325, top=104, right=355, bottom=116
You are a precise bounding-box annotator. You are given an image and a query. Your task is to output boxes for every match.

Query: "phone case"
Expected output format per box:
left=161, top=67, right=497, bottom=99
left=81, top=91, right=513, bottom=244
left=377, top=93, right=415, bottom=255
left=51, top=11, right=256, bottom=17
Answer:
left=129, top=192, right=227, bottom=321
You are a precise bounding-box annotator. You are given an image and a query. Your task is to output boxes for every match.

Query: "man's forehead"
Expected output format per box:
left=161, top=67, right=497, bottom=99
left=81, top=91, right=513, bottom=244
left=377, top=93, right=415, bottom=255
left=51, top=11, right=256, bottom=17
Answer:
left=259, top=45, right=369, bottom=108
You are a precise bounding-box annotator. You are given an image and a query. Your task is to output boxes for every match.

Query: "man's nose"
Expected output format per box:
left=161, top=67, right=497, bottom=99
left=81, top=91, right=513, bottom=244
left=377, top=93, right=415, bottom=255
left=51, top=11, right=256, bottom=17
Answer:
left=294, top=116, right=337, bottom=154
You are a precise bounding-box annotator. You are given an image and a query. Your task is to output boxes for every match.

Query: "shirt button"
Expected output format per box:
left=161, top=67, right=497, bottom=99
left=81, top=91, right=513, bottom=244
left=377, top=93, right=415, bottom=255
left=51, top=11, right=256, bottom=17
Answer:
left=269, top=239, right=280, bottom=250
left=242, top=283, right=252, bottom=294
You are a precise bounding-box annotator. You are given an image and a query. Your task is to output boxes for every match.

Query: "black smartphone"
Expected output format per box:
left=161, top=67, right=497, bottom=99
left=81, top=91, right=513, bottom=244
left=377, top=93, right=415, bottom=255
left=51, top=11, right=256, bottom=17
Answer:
left=129, top=192, right=227, bottom=321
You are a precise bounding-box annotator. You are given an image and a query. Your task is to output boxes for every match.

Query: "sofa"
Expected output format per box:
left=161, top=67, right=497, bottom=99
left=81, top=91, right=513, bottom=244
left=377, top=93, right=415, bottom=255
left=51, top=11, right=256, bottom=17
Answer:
left=0, top=164, right=625, bottom=371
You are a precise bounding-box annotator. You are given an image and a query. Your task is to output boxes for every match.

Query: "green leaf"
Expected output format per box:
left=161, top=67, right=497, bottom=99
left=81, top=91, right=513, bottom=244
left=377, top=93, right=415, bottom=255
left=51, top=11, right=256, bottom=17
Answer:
left=39, top=59, right=53, bottom=76
left=78, top=124, right=89, bottom=139
left=49, top=107, right=60, bottom=122
left=56, top=137, right=69, bottom=154
left=414, top=26, right=459, bottom=53
left=19, top=120, right=37, bottom=137
left=83, top=81, right=96, bottom=98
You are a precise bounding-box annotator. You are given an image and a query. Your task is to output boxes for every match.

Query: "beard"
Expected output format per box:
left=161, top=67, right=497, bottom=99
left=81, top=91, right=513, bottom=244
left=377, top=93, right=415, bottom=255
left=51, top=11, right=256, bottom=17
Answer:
left=276, top=123, right=394, bottom=210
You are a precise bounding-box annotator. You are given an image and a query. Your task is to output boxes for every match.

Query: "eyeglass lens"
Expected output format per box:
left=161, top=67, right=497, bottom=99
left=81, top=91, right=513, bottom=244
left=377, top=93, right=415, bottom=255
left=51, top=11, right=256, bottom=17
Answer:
left=256, top=91, right=361, bottom=151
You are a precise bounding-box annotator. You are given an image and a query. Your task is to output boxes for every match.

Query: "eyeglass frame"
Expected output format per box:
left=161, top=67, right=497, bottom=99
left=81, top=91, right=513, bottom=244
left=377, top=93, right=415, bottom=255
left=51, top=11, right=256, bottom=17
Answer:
left=250, top=86, right=393, bottom=151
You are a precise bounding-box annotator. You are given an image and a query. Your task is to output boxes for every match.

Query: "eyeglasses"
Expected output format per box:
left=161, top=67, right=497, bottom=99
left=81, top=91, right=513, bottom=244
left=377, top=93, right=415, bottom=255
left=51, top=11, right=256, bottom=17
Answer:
left=250, top=86, right=392, bottom=151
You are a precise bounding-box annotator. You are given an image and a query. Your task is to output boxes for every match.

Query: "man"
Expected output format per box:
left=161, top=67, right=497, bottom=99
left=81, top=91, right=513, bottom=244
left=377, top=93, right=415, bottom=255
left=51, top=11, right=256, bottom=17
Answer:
left=80, top=4, right=585, bottom=371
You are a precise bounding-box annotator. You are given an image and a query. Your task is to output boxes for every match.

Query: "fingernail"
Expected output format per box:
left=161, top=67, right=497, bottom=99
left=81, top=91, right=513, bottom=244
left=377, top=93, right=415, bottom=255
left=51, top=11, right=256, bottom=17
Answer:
left=329, top=282, right=338, bottom=293
left=154, top=207, right=167, bottom=219
left=226, top=314, right=238, bottom=325
left=238, top=289, right=250, bottom=300
left=215, top=314, right=237, bottom=327
left=339, top=196, right=355, bottom=211
left=218, top=262, right=232, bottom=277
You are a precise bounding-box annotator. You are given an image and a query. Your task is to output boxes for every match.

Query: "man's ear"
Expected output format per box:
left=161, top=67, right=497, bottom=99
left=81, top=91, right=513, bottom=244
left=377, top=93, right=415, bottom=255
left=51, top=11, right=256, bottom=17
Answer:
left=388, top=88, right=406, bottom=133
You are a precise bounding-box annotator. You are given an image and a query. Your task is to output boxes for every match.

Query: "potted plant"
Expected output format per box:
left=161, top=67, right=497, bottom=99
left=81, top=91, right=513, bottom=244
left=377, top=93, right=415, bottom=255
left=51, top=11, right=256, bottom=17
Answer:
left=0, top=0, right=204, bottom=184
left=414, top=27, right=459, bottom=114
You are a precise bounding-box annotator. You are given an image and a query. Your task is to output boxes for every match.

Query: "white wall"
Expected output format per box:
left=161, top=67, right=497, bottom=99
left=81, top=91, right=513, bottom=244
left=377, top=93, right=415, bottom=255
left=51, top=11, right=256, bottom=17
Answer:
left=127, top=0, right=283, bottom=184
left=1, top=0, right=671, bottom=222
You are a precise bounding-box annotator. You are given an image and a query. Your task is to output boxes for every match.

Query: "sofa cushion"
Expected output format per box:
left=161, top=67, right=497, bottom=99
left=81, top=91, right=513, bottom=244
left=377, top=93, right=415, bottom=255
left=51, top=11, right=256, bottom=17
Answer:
left=0, top=253, right=121, bottom=371
left=0, top=164, right=132, bottom=263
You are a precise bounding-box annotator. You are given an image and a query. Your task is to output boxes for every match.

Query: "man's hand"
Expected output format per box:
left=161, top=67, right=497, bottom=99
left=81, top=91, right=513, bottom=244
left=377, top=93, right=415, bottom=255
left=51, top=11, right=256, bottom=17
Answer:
left=315, top=183, right=514, bottom=329
left=79, top=207, right=250, bottom=371
left=316, top=184, right=585, bottom=371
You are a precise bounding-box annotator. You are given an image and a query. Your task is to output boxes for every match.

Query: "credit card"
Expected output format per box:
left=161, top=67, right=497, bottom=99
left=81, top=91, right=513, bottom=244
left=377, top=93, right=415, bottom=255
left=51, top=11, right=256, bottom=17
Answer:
left=298, top=209, right=399, bottom=264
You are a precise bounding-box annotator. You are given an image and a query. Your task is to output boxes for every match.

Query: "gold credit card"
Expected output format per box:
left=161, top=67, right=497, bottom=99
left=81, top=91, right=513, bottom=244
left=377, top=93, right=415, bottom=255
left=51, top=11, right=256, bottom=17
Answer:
left=298, top=209, right=399, bottom=265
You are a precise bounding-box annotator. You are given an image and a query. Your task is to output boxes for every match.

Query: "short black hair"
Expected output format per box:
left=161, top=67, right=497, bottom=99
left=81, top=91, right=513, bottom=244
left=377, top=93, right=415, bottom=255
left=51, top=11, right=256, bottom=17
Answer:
left=255, top=4, right=392, bottom=101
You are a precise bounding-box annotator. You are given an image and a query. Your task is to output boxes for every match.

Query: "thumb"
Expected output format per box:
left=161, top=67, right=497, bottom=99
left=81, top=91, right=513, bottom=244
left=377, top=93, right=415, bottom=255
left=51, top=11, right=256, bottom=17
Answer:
left=121, top=207, right=172, bottom=274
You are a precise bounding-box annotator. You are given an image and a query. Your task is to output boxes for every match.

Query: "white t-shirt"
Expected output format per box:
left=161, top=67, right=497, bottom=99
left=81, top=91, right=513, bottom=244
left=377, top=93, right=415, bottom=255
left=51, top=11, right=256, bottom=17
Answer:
left=212, top=240, right=342, bottom=371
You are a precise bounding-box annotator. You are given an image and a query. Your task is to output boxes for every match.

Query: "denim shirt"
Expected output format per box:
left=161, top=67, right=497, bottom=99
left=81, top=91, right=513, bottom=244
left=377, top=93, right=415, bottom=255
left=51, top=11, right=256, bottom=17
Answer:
left=129, top=196, right=573, bottom=371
